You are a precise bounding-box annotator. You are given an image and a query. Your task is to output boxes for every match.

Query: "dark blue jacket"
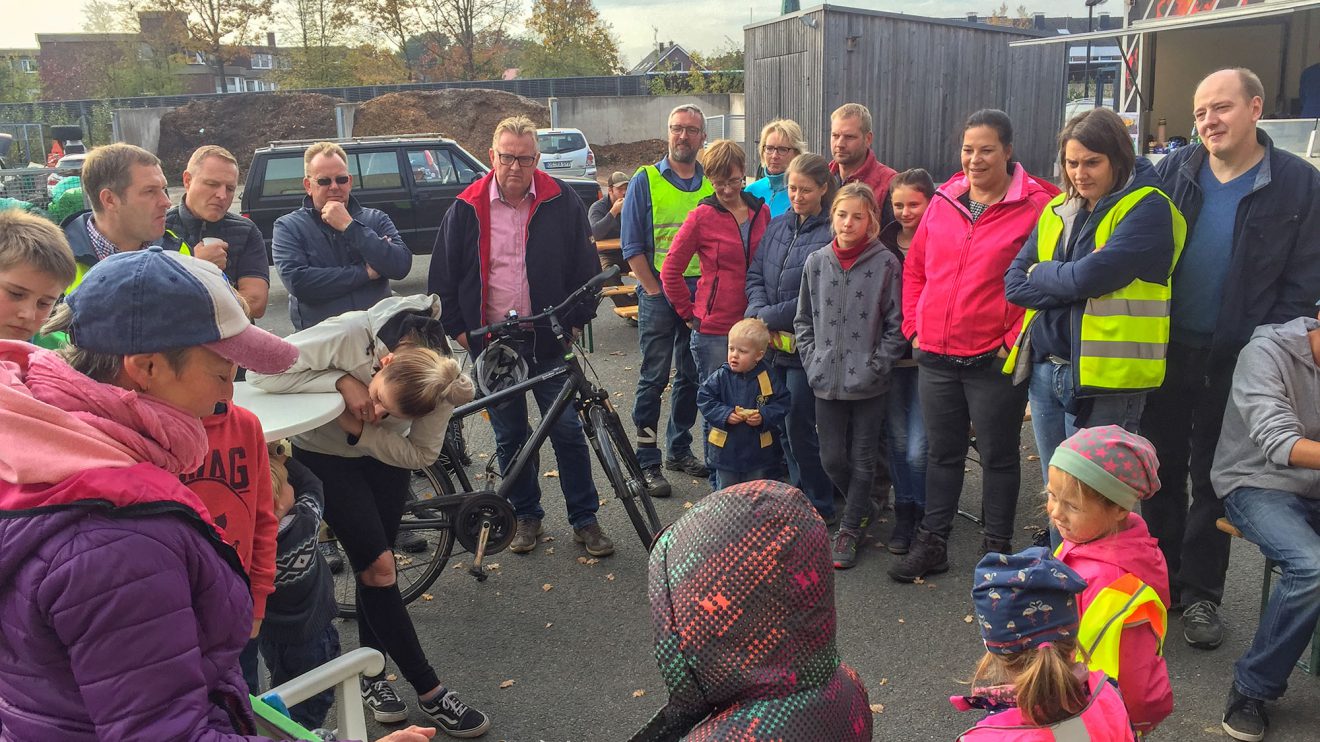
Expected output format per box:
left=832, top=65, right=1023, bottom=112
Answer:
left=272, top=195, right=412, bottom=331
left=696, top=360, right=790, bottom=472
left=1154, top=130, right=1320, bottom=362
left=743, top=210, right=832, bottom=368
left=1004, top=157, right=1177, bottom=391
left=428, top=169, right=598, bottom=363
left=61, top=210, right=186, bottom=277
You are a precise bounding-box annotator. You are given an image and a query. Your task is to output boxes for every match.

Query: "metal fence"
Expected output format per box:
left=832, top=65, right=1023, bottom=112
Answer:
left=0, top=167, right=55, bottom=205
left=0, top=123, right=48, bottom=166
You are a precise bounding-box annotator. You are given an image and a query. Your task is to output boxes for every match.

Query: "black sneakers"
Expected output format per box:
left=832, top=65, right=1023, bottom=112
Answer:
left=1222, top=685, right=1268, bottom=741
left=360, top=675, right=409, bottom=724
left=420, top=688, right=492, bottom=738
left=888, top=528, right=949, bottom=583
left=665, top=454, right=710, bottom=478
left=642, top=465, right=672, bottom=498
left=1183, top=599, right=1226, bottom=649
left=832, top=528, right=860, bottom=570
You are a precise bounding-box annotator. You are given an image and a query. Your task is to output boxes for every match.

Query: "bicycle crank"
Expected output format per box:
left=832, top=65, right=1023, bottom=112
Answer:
left=455, top=491, right=516, bottom=555
left=469, top=521, right=492, bottom=582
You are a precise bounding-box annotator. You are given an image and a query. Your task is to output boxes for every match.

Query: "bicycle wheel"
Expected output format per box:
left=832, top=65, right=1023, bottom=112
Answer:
left=333, top=464, right=456, bottom=619
left=588, top=404, right=662, bottom=550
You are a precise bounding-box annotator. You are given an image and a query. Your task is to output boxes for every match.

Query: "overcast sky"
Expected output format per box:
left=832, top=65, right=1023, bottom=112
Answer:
left=2, top=1, right=1100, bottom=68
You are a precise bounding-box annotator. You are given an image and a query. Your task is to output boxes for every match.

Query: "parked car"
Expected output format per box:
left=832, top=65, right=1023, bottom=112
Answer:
left=240, top=135, right=603, bottom=257
left=536, top=128, right=596, bottom=179
left=47, top=153, right=86, bottom=198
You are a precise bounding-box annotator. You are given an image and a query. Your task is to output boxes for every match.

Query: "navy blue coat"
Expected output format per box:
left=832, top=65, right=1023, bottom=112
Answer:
left=697, top=361, right=790, bottom=472
left=744, top=211, right=833, bottom=368
left=272, top=195, right=412, bottom=331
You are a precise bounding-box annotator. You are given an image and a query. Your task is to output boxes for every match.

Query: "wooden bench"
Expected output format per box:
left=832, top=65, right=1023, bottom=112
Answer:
left=1217, top=516, right=1320, bottom=676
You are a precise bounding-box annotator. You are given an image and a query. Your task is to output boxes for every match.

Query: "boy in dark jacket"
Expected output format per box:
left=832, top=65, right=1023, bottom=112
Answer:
left=697, top=318, right=790, bottom=489
left=258, top=441, right=340, bottom=731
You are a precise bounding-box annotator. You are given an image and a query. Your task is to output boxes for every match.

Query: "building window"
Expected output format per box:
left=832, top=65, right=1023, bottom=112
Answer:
left=250, top=53, right=272, bottom=70
left=18, top=58, right=37, bottom=73
left=245, top=78, right=258, bottom=92
left=189, top=51, right=206, bottom=65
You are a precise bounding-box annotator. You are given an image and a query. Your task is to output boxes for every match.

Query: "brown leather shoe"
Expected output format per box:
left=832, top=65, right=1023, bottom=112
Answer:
left=573, top=522, right=615, bottom=557
left=509, top=518, right=544, bottom=554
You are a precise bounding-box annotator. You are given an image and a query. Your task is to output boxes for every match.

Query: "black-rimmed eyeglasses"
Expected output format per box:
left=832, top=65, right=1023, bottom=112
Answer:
left=496, top=153, right=537, bottom=167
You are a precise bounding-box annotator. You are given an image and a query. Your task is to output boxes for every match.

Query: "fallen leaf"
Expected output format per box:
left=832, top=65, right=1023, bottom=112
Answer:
left=542, top=583, right=553, bottom=592
left=609, top=351, right=623, bottom=356
left=545, top=622, right=553, bottom=628
left=606, top=573, right=616, bottom=581
left=926, top=583, right=937, bottom=589
left=632, top=689, right=646, bottom=698
left=964, top=467, right=972, bottom=473
left=386, top=673, right=398, bottom=682
left=599, top=498, right=608, bottom=506
left=614, top=391, right=622, bottom=397
left=543, top=469, right=560, bottom=478
left=898, top=618, right=906, bottom=624
left=1026, top=454, right=1040, bottom=461
left=452, top=562, right=465, bottom=570
left=683, top=501, right=694, bottom=509
left=964, top=615, right=975, bottom=623
left=913, top=576, right=925, bottom=585
left=624, top=366, right=633, bottom=371
left=499, top=679, right=516, bottom=689
left=421, top=593, right=434, bottom=601
left=577, top=556, right=599, bottom=565
left=541, top=535, right=555, bottom=542
left=545, top=547, right=555, bottom=555
left=870, top=703, right=885, bottom=714
left=485, top=563, right=500, bottom=570
left=478, top=453, right=488, bottom=459
left=879, top=678, right=888, bottom=686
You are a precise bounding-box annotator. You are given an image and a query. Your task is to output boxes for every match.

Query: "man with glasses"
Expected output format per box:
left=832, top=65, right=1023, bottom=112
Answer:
left=620, top=103, right=715, bottom=497
left=430, top=116, right=613, bottom=558
left=272, top=141, right=412, bottom=331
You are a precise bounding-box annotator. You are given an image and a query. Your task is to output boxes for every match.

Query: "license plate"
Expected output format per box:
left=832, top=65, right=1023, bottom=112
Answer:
left=544, top=161, right=572, bottom=169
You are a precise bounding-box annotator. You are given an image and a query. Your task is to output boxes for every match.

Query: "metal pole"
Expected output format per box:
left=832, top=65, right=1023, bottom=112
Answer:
left=1084, top=6, right=1094, bottom=100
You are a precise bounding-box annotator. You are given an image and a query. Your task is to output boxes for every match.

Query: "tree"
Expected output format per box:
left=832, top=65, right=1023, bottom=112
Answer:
left=414, top=0, right=521, bottom=80
left=519, top=0, right=621, bottom=78
left=985, top=2, right=1032, bottom=29
left=82, top=0, right=143, bottom=32
left=0, top=65, right=40, bottom=104
left=149, top=0, right=276, bottom=92
left=692, top=39, right=742, bottom=71
left=364, top=0, right=420, bottom=82
left=271, top=0, right=356, bottom=88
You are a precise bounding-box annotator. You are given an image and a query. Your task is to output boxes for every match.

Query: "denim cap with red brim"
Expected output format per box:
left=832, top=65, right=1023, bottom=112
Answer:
left=66, top=247, right=299, bottom=374
left=972, top=547, right=1088, bottom=655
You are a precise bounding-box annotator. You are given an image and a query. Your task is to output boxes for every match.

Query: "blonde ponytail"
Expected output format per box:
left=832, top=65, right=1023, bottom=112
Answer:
left=971, top=639, right=1088, bottom=726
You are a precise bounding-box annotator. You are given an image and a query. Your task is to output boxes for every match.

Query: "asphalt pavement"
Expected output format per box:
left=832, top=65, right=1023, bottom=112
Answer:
left=259, top=255, right=1320, bottom=741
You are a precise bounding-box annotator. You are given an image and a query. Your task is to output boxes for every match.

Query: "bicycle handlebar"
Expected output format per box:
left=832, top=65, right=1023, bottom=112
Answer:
left=469, top=265, right=621, bottom=340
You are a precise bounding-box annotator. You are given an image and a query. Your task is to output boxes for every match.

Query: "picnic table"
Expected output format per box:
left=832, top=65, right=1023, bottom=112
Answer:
left=231, top=381, right=344, bottom=443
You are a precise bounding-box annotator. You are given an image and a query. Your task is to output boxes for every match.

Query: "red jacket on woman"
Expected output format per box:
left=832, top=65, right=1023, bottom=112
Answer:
left=902, top=164, right=1058, bottom=357
left=661, top=192, right=769, bottom=336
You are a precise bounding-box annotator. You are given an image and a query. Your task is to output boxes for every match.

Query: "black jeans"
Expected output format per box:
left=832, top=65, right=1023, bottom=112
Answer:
left=1139, top=342, right=1237, bottom=606
left=816, top=394, right=888, bottom=533
left=917, top=354, right=1029, bottom=543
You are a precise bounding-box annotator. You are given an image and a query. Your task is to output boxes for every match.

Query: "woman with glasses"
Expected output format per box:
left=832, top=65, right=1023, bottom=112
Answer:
left=746, top=119, right=807, bottom=218
left=660, top=140, right=770, bottom=488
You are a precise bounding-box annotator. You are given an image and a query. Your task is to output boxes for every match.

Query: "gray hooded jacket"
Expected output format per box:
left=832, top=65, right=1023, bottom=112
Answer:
left=1213, top=317, right=1320, bottom=500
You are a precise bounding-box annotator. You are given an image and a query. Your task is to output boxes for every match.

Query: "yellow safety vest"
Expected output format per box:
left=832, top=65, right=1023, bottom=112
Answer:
left=1004, top=187, right=1186, bottom=394
left=643, top=165, right=713, bottom=278
left=1066, top=569, right=1168, bottom=682
left=68, top=230, right=191, bottom=292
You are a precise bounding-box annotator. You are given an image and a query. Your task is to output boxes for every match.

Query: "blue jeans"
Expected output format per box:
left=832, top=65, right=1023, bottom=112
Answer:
left=715, top=468, right=772, bottom=490
left=690, top=330, right=728, bottom=489
left=782, top=366, right=834, bottom=518
left=1028, top=360, right=1146, bottom=485
left=886, top=365, right=927, bottom=508
left=633, top=287, right=699, bottom=469
left=1224, top=487, right=1320, bottom=700
left=259, top=623, right=341, bottom=730
left=487, top=355, right=600, bottom=528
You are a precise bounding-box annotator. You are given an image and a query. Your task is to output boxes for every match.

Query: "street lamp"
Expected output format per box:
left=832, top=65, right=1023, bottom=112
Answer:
left=1084, top=0, right=1108, bottom=103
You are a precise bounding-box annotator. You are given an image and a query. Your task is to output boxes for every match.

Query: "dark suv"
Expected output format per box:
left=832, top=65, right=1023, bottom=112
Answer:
left=240, top=134, right=602, bottom=255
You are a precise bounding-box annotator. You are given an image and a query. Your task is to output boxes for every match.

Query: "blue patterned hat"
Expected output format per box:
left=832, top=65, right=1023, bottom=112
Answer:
left=972, top=547, right=1088, bottom=655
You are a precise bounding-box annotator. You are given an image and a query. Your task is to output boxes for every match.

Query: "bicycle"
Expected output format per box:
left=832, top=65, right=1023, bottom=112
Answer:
left=331, top=266, right=662, bottom=617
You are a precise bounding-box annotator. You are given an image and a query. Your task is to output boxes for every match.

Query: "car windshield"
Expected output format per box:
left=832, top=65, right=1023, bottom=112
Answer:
left=537, top=132, right=587, bottom=155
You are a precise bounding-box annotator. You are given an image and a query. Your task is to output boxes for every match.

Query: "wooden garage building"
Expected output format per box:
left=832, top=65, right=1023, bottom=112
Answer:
left=745, top=5, right=1066, bottom=181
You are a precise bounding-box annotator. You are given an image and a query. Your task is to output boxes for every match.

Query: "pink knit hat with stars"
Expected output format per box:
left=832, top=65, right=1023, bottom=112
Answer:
left=1050, top=425, right=1161, bottom=510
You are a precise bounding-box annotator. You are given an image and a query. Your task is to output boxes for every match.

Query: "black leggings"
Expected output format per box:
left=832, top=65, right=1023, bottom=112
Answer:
left=293, top=448, right=440, bottom=694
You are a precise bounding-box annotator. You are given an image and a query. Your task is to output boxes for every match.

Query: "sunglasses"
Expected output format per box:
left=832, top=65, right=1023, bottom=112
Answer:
left=315, top=175, right=350, bottom=186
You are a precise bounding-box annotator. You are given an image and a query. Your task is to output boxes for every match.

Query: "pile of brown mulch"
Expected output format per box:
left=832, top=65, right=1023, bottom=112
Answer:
left=353, top=89, right=550, bottom=164
left=156, top=93, right=342, bottom=181
left=591, top=139, right=667, bottom=177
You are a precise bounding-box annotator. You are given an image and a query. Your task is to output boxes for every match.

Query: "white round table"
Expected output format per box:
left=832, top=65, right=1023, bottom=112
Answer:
left=232, top=382, right=345, bottom=443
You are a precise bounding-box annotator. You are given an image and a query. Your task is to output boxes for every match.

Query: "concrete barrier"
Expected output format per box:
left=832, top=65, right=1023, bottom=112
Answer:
left=111, top=107, right=175, bottom=154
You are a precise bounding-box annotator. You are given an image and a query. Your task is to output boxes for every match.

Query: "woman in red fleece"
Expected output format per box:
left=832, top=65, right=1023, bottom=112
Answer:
left=661, top=139, right=769, bottom=483
left=1048, top=426, right=1173, bottom=735
left=891, top=109, right=1059, bottom=583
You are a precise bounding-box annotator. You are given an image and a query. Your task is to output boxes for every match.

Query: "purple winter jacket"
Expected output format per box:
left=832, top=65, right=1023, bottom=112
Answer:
left=0, top=342, right=270, bottom=741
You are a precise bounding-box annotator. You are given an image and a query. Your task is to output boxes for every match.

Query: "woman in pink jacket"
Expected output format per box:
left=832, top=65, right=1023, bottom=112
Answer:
left=661, top=139, right=769, bottom=484
left=890, top=109, right=1059, bottom=584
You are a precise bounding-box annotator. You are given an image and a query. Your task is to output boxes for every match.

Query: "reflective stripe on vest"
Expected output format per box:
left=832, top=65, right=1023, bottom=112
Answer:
left=1071, top=570, right=1168, bottom=682
left=1004, top=187, right=1185, bottom=394
left=643, top=165, right=713, bottom=277
left=66, top=231, right=192, bottom=293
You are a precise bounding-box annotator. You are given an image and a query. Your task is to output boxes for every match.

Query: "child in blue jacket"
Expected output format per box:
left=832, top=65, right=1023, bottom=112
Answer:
left=697, top=318, right=790, bottom=489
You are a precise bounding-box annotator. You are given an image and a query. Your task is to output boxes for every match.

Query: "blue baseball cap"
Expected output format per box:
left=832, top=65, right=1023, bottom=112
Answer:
left=66, top=247, right=298, bottom=374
